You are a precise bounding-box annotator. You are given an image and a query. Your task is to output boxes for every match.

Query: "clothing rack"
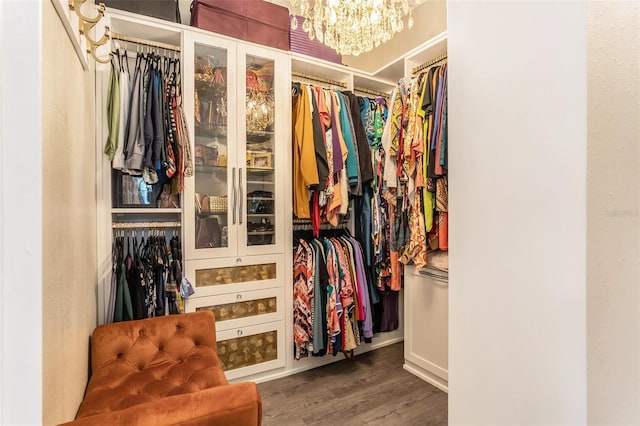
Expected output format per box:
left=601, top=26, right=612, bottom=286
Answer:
left=112, top=221, right=182, bottom=229
left=354, top=86, right=390, bottom=99
left=291, top=71, right=347, bottom=88
left=412, top=53, right=448, bottom=75
left=292, top=218, right=349, bottom=231
left=111, top=32, right=181, bottom=52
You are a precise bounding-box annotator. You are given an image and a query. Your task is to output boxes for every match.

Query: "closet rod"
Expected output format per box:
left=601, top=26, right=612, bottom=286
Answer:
left=111, top=32, right=181, bottom=52
left=112, top=221, right=182, bottom=229
left=353, top=86, right=390, bottom=99
left=412, top=53, right=447, bottom=75
left=293, top=224, right=349, bottom=231
left=292, top=218, right=349, bottom=231
left=292, top=71, right=347, bottom=88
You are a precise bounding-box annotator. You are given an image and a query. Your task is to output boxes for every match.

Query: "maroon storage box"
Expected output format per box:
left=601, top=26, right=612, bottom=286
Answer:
left=190, top=0, right=289, bottom=51
left=289, top=15, right=342, bottom=64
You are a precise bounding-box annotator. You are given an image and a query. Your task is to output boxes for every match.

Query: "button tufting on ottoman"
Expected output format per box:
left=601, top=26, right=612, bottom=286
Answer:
left=59, top=311, right=262, bottom=426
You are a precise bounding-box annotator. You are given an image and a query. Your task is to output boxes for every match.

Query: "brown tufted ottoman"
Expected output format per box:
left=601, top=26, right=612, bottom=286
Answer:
left=61, top=311, right=262, bottom=426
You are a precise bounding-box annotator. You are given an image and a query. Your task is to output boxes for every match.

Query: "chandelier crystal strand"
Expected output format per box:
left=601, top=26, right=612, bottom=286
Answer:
left=291, top=0, right=415, bottom=56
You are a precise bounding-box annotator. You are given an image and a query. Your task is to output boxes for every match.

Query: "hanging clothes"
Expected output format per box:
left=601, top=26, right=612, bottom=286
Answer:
left=104, top=48, right=193, bottom=204
left=293, top=229, right=379, bottom=361
left=107, top=228, right=184, bottom=323
left=292, top=83, right=379, bottom=227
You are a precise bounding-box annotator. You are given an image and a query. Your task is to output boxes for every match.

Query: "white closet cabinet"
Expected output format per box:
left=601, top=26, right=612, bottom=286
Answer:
left=98, top=9, right=415, bottom=383
left=181, top=30, right=290, bottom=379
left=182, top=32, right=289, bottom=261
left=404, top=266, right=448, bottom=392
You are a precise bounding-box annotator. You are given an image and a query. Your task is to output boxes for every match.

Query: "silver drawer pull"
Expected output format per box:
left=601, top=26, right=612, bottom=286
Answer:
left=236, top=294, right=242, bottom=300
left=237, top=330, right=243, bottom=336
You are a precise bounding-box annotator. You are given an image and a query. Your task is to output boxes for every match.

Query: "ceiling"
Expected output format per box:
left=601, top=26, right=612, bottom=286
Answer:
left=177, top=0, right=446, bottom=76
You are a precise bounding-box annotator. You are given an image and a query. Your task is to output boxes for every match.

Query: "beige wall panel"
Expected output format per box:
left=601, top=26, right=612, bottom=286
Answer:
left=587, top=2, right=640, bottom=425
left=42, top=1, right=97, bottom=423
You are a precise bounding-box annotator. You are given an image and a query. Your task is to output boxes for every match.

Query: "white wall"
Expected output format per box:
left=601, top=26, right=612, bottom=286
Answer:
left=0, top=1, right=43, bottom=424
left=587, top=2, right=640, bottom=425
left=41, top=0, right=98, bottom=424
left=448, top=2, right=587, bottom=424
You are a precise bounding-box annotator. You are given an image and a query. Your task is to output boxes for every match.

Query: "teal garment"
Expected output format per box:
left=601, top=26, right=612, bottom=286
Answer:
left=439, top=81, right=448, bottom=169
left=342, top=95, right=362, bottom=196
left=114, top=261, right=133, bottom=322
left=104, top=62, right=120, bottom=162
left=337, top=93, right=359, bottom=185
left=360, top=97, right=375, bottom=145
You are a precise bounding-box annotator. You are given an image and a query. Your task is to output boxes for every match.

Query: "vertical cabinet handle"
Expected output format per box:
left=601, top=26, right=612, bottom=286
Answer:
left=239, top=168, right=243, bottom=225
left=232, top=167, right=237, bottom=224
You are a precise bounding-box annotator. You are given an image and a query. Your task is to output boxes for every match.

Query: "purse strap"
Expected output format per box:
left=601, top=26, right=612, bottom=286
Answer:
left=175, top=0, right=181, bottom=23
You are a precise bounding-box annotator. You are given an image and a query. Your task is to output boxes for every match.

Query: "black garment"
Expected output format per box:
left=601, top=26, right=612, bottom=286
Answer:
left=421, top=67, right=437, bottom=116
left=343, top=92, right=373, bottom=185
left=154, top=259, right=166, bottom=317
left=126, top=247, right=146, bottom=320
left=379, top=289, right=399, bottom=332
left=354, top=185, right=378, bottom=307
left=312, top=239, right=329, bottom=357
left=144, top=65, right=164, bottom=169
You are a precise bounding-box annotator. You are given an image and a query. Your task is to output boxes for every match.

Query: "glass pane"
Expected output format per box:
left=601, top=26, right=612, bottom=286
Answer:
left=245, top=55, right=276, bottom=247
left=217, top=330, right=278, bottom=371
left=195, top=263, right=277, bottom=287
left=194, top=44, right=229, bottom=249
left=196, top=297, right=277, bottom=322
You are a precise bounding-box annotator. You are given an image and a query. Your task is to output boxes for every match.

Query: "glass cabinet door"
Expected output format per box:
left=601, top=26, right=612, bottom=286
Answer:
left=192, top=42, right=235, bottom=254
left=240, top=53, right=282, bottom=251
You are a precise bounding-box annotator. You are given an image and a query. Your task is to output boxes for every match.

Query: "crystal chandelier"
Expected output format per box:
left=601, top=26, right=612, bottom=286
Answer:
left=289, top=0, right=423, bottom=56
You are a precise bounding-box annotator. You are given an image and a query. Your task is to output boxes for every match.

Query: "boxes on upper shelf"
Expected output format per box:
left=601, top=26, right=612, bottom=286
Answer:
left=190, top=0, right=289, bottom=51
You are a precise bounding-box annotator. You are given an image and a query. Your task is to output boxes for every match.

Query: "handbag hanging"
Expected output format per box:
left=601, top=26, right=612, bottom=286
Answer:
left=195, top=217, right=222, bottom=248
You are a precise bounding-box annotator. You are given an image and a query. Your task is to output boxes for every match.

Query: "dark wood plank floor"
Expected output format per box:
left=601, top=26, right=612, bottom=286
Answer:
left=257, top=342, right=448, bottom=426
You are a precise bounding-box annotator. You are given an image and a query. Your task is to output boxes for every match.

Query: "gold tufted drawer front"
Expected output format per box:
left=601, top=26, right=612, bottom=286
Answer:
left=184, top=255, right=283, bottom=297
left=217, top=331, right=277, bottom=371
left=215, top=321, right=285, bottom=380
left=196, top=263, right=276, bottom=287
left=187, top=288, right=285, bottom=331
left=202, top=297, right=276, bottom=321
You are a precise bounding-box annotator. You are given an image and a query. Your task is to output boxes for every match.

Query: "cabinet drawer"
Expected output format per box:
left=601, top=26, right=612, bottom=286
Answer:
left=184, top=254, right=284, bottom=297
left=185, top=287, right=284, bottom=331
left=216, top=320, right=285, bottom=380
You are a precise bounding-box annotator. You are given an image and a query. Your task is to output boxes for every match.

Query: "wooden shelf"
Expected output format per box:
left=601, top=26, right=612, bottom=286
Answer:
left=196, top=212, right=227, bottom=217
left=112, top=208, right=181, bottom=214
left=246, top=167, right=274, bottom=175
left=246, top=180, right=274, bottom=185
left=195, top=164, right=228, bottom=174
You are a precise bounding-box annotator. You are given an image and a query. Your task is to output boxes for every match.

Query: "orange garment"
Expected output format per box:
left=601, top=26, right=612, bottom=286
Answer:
left=293, top=87, right=319, bottom=218
left=326, top=92, right=349, bottom=225
left=438, top=212, right=448, bottom=250
left=388, top=200, right=403, bottom=291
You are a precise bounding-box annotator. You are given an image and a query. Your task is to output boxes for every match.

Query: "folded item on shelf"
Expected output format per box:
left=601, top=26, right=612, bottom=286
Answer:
left=195, top=144, right=219, bottom=166
left=426, top=250, right=448, bottom=272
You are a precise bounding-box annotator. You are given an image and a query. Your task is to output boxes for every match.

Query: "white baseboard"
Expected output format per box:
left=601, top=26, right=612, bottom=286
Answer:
left=403, top=361, right=449, bottom=393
